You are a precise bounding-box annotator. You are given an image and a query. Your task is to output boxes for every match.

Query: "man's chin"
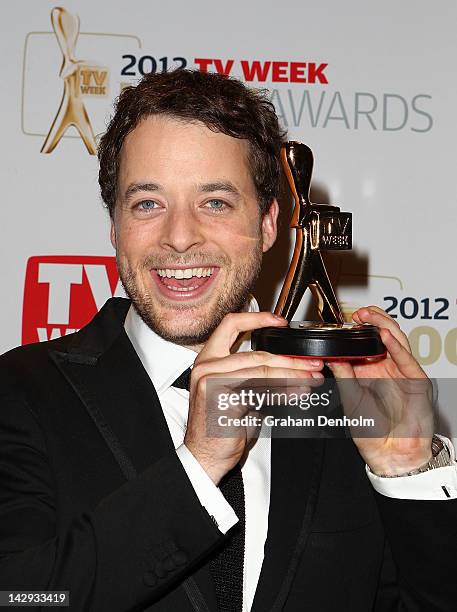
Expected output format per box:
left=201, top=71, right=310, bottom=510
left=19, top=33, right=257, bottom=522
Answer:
left=146, top=315, right=217, bottom=347
left=151, top=295, right=215, bottom=313
left=129, top=296, right=220, bottom=345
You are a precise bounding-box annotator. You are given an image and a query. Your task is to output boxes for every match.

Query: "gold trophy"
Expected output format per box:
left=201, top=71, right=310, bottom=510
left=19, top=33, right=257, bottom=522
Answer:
left=41, top=7, right=99, bottom=155
left=252, top=142, right=386, bottom=360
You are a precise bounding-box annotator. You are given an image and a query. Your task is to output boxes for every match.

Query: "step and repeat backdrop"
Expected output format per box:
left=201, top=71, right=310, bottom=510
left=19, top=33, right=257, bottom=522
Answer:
left=1, top=1, right=456, bottom=428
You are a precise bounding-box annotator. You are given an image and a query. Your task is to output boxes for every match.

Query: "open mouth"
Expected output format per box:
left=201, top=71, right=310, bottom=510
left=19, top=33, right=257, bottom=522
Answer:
left=151, top=266, right=220, bottom=300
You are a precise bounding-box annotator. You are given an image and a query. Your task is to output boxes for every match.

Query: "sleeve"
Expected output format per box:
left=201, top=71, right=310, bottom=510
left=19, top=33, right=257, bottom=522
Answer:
left=366, top=436, right=457, bottom=500
left=176, top=444, right=238, bottom=533
left=374, top=493, right=457, bottom=611
left=363, top=433, right=457, bottom=610
left=0, top=395, right=223, bottom=612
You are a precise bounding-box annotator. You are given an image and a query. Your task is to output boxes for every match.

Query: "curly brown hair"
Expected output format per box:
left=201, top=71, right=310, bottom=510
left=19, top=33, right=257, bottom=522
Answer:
left=98, top=69, right=286, bottom=217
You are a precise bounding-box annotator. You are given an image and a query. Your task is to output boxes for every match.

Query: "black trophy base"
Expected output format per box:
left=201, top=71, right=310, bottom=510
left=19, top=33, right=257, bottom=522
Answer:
left=251, top=321, right=386, bottom=361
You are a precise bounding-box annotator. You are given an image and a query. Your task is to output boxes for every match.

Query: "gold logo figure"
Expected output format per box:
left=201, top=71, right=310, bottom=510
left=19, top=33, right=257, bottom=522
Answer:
left=275, top=142, right=352, bottom=323
left=41, top=7, right=108, bottom=155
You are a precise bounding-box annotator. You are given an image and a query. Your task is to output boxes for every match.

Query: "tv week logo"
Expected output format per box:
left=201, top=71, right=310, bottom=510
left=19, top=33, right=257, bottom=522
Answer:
left=22, top=256, right=123, bottom=345
left=194, top=58, right=328, bottom=83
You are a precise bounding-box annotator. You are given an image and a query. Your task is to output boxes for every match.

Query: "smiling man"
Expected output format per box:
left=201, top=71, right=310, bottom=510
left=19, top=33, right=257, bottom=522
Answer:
left=110, top=114, right=273, bottom=348
left=0, top=69, right=456, bottom=612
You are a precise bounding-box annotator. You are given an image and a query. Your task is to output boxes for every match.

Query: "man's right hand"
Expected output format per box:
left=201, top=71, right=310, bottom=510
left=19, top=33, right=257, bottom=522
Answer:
left=184, top=312, right=324, bottom=484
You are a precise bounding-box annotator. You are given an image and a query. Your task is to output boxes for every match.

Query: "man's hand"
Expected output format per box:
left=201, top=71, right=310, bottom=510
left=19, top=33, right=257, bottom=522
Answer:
left=329, top=306, right=435, bottom=476
left=184, top=312, right=324, bottom=484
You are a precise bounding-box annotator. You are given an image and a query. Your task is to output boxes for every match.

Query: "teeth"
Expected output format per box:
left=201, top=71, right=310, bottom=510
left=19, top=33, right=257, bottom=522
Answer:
left=165, top=285, right=198, bottom=291
left=156, top=267, right=214, bottom=278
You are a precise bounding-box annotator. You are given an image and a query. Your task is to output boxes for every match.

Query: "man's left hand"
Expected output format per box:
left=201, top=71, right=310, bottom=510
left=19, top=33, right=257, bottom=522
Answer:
left=329, top=306, right=435, bottom=476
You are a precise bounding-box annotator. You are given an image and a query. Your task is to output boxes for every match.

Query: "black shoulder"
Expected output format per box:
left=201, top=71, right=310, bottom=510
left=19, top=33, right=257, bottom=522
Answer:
left=0, top=298, right=130, bottom=391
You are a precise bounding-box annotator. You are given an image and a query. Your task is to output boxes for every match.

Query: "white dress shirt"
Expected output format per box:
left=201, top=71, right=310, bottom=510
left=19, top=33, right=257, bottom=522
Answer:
left=125, top=298, right=270, bottom=611
left=124, top=297, right=457, bottom=611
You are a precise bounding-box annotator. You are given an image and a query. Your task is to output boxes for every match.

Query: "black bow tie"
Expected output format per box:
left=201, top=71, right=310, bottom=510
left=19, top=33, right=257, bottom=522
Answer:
left=172, top=367, right=192, bottom=391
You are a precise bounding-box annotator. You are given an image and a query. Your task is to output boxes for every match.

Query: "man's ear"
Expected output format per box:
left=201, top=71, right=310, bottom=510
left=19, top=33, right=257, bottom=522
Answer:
left=261, top=199, right=279, bottom=253
left=110, top=220, right=116, bottom=250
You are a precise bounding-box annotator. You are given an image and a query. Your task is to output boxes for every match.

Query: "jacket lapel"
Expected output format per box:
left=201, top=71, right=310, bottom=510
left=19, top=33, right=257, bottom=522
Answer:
left=49, top=298, right=217, bottom=612
left=251, top=435, right=325, bottom=612
left=49, top=299, right=174, bottom=473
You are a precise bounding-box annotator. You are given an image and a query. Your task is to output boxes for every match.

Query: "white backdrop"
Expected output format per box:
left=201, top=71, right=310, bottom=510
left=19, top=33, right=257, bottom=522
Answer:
left=2, top=1, right=456, bottom=428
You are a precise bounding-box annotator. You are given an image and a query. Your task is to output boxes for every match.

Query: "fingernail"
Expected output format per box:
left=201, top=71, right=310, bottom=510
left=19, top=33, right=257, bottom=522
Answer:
left=310, top=359, right=322, bottom=366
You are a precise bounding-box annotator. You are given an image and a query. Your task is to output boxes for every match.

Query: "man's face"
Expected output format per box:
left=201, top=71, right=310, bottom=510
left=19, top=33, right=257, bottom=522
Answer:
left=112, top=115, right=278, bottom=349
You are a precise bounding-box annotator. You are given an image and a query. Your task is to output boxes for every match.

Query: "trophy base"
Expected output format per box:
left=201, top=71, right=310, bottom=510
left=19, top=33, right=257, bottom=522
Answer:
left=251, top=321, right=386, bottom=360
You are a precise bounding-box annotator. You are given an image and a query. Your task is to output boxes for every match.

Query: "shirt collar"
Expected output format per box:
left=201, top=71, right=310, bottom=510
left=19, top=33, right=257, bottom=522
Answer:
left=124, top=295, right=260, bottom=395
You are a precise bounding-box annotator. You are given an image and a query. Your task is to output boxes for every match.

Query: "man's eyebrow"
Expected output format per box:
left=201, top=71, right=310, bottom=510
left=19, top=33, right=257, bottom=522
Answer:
left=198, top=181, right=241, bottom=195
left=124, top=182, right=161, bottom=201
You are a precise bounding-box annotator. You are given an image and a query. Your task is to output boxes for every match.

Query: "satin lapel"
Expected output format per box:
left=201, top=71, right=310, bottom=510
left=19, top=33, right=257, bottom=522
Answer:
left=50, top=330, right=175, bottom=475
left=49, top=299, right=217, bottom=612
left=251, top=435, right=325, bottom=612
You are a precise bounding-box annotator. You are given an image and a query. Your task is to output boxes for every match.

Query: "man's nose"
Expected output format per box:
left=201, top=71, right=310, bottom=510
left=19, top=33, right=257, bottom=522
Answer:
left=159, top=206, right=205, bottom=253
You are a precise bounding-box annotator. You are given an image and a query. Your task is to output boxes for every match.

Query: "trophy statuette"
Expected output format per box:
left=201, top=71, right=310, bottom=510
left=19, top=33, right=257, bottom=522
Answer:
left=251, top=141, right=386, bottom=360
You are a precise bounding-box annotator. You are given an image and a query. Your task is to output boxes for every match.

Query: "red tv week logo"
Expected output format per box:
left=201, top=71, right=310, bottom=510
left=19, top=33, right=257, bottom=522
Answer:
left=22, top=256, right=122, bottom=345
left=194, top=58, right=328, bottom=83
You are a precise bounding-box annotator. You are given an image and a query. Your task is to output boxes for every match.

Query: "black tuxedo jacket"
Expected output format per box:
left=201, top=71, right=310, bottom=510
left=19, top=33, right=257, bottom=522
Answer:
left=0, top=298, right=455, bottom=611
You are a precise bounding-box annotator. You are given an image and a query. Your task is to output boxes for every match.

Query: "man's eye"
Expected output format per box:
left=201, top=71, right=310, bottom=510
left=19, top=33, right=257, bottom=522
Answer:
left=204, top=199, right=228, bottom=212
left=136, top=200, right=159, bottom=211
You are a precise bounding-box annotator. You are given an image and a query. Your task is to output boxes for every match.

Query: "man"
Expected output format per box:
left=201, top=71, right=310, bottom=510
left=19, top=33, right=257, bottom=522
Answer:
left=0, top=69, right=456, bottom=612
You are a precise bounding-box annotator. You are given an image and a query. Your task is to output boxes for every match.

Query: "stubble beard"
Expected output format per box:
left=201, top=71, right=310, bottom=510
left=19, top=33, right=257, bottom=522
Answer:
left=118, top=245, right=263, bottom=346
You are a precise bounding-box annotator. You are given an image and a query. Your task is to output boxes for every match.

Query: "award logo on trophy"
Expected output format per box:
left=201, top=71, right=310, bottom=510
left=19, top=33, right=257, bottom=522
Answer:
left=41, top=7, right=108, bottom=155
left=252, top=141, right=386, bottom=360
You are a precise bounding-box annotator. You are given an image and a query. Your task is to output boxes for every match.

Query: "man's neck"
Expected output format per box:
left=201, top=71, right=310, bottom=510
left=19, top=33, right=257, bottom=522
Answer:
left=183, top=341, right=205, bottom=354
